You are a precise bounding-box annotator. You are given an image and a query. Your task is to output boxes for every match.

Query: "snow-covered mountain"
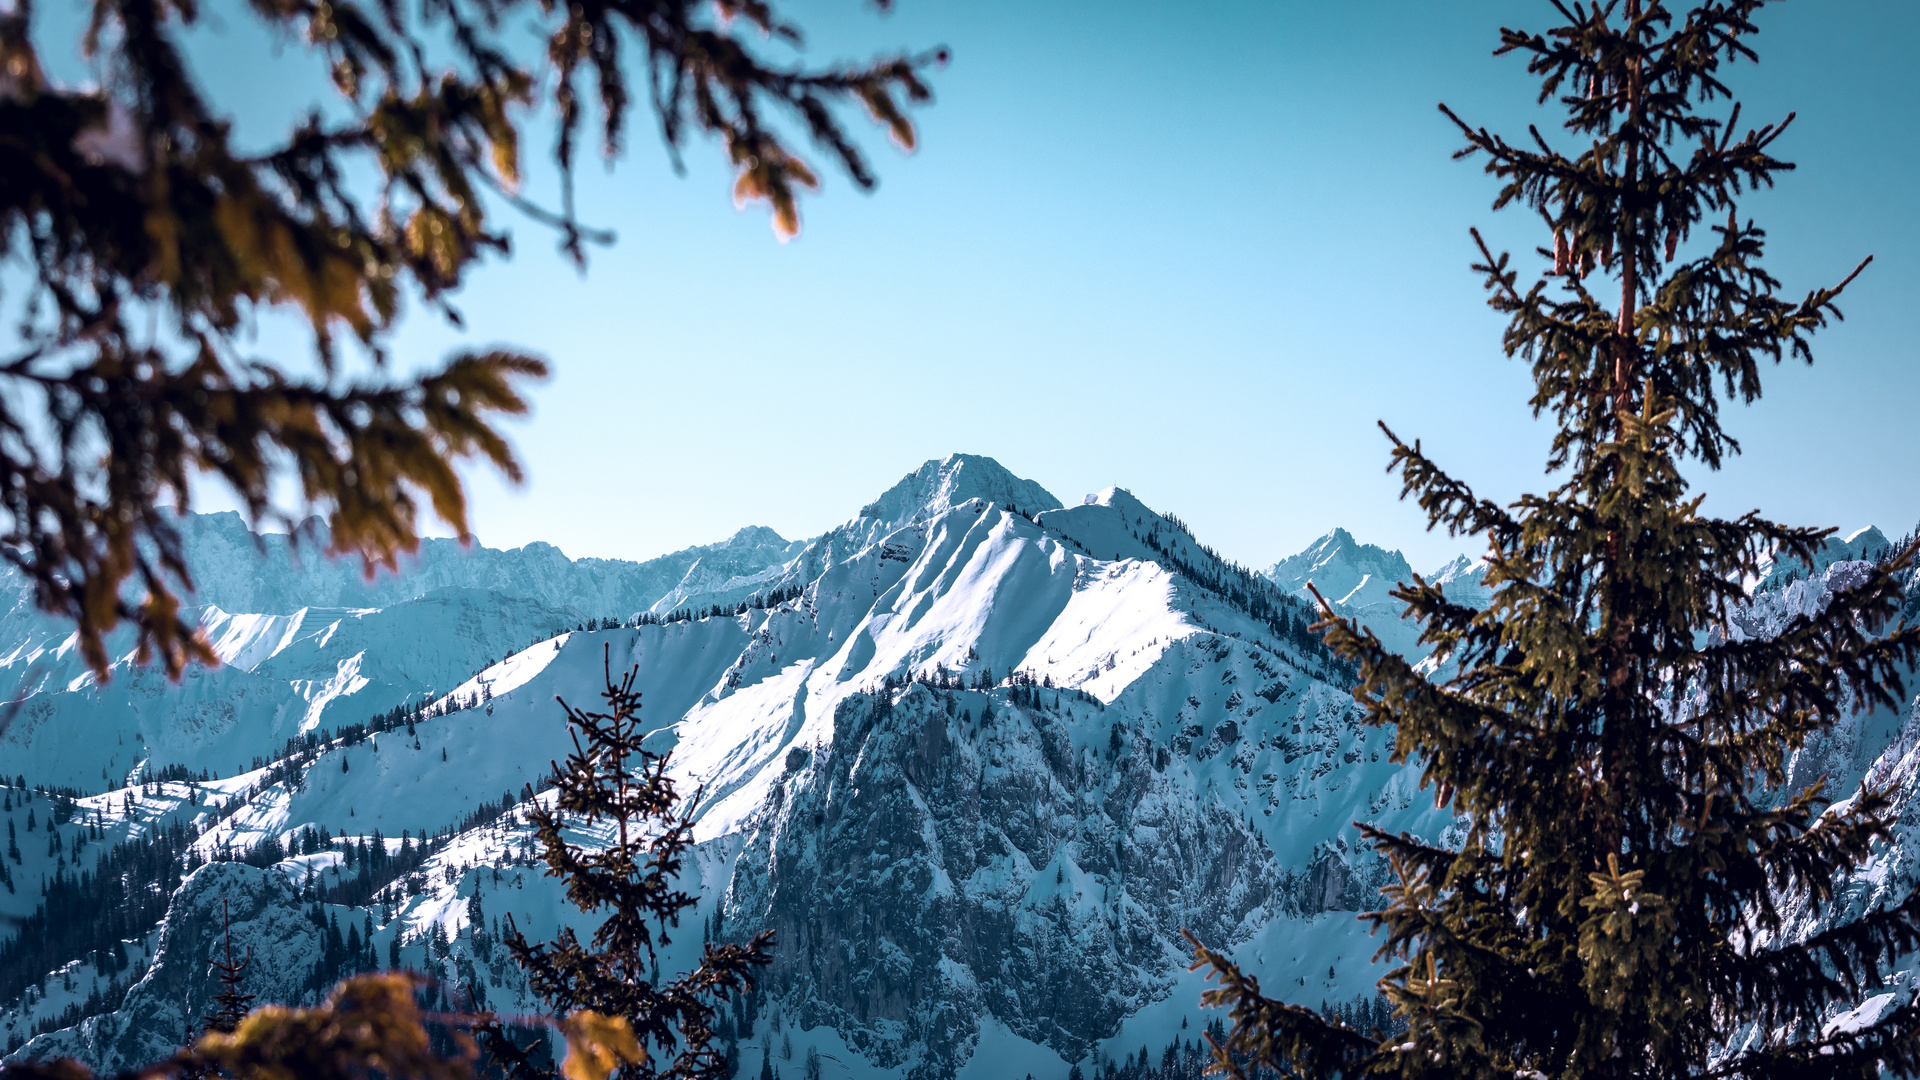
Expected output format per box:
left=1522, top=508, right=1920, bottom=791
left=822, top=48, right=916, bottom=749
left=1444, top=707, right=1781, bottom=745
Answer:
left=1257, top=527, right=1494, bottom=661
left=0, top=455, right=1909, bottom=1080
left=1757, top=525, right=1898, bottom=591
left=1262, top=528, right=1420, bottom=656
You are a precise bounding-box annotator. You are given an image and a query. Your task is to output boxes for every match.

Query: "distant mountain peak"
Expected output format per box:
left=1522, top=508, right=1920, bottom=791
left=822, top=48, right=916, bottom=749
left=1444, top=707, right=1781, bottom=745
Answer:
left=1263, top=528, right=1414, bottom=598
left=1757, top=524, right=1896, bottom=589
left=726, top=525, right=789, bottom=546
left=23, top=458, right=1910, bottom=1080
left=1427, top=553, right=1481, bottom=579
left=857, top=454, right=1062, bottom=527
left=1259, top=529, right=1433, bottom=661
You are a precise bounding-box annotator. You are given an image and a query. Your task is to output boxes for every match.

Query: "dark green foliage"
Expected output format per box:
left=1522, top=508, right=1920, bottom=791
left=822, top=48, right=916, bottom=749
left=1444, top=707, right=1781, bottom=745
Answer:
left=0, top=0, right=938, bottom=681
left=1070, top=1024, right=1236, bottom=1080
left=1191, top=3, right=1920, bottom=1078
left=0, top=802, right=463, bottom=1032
left=302, top=901, right=382, bottom=998
left=487, top=644, right=772, bottom=1080
left=202, top=901, right=255, bottom=1036
left=542, top=584, right=812, bottom=643
left=0, top=814, right=194, bottom=1007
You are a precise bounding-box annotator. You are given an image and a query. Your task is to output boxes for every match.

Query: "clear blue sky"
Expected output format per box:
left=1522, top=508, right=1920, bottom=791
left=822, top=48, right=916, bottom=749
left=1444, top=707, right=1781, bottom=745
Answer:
left=46, top=0, right=1920, bottom=571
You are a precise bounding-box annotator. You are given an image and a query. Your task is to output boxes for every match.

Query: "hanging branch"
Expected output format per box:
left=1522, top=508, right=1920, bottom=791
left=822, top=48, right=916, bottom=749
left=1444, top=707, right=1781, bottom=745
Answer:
left=0, top=0, right=942, bottom=680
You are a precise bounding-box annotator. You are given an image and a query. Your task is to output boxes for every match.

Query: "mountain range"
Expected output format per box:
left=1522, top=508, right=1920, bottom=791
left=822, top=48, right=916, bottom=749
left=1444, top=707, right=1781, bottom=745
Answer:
left=0, top=454, right=1911, bottom=1079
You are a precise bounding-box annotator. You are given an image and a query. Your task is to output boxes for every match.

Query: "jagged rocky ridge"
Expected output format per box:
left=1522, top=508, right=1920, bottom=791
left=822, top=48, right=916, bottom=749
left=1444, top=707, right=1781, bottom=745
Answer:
left=0, top=456, right=1912, bottom=1079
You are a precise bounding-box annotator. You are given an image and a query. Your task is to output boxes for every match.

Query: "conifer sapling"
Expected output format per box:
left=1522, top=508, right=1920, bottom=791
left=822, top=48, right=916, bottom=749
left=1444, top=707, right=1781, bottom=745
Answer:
left=487, top=645, right=773, bottom=1080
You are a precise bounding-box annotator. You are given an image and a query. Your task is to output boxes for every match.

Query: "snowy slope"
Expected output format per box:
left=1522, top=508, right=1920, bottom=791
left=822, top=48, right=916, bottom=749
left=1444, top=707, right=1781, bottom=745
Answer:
left=0, top=455, right=1437, bottom=1079
left=25, top=455, right=1910, bottom=1079
left=0, top=589, right=583, bottom=791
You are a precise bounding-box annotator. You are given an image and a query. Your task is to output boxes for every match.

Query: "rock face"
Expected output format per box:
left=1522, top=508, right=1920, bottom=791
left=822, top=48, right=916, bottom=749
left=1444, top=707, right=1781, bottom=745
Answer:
left=1303, top=841, right=1351, bottom=916
left=725, top=685, right=1283, bottom=1075
left=16, top=863, right=317, bottom=1068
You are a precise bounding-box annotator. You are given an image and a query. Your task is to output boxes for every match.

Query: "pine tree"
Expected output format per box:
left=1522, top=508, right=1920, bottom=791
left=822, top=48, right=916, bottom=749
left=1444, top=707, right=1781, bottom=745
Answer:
left=202, top=901, right=254, bottom=1035
left=1190, top=3, right=1920, bottom=1077
left=468, top=884, right=487, bottom=945
left=486, top=644, right=773, bottom=1080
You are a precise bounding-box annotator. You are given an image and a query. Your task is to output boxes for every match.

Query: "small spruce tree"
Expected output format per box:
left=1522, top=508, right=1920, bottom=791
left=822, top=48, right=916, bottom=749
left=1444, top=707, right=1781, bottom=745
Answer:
left=487, top=644, right=773, bottom=1080
left=1191, top=2, right=1920, bottom=1077
left=202, top=900, right=254, bottom=1035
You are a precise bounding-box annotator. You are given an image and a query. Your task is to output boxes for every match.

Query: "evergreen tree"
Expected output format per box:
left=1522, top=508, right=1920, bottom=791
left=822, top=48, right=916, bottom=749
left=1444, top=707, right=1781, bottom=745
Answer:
left=487, top=644, right=773, bottom=1080
left=468, top=885, right=487, bottom=944
left=202, top=901, right=254, bottom=1036
left=1191, top=3, right=1920, bottom=1077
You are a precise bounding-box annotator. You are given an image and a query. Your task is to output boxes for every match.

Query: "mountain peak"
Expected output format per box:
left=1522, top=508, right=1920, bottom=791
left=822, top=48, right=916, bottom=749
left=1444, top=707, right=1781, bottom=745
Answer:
left=1427, top=553, right=1492, bottom=610
left=1846, top=525, right=1891, bottom=552
left=1757, top=524, right=1894, bottom=589
left=727, top=525, right=788, bottom=546
left=857, top=454, right=1062, bottom=526
left=1263, top=528, right=1414, bottom=599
